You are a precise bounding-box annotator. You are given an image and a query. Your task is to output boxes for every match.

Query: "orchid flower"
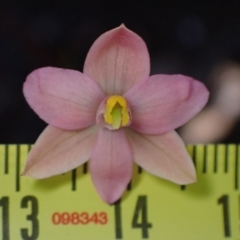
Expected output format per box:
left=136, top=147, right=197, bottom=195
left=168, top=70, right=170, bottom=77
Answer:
left=22, top=25, right=209, bottom=204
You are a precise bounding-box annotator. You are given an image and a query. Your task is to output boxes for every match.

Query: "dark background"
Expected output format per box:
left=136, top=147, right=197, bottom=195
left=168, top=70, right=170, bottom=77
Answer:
left=1, top=0, right=240, bottom=143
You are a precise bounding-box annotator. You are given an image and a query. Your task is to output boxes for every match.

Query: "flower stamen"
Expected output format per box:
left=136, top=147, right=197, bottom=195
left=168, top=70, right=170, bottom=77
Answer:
left=104, top=96, right=130, bottom=129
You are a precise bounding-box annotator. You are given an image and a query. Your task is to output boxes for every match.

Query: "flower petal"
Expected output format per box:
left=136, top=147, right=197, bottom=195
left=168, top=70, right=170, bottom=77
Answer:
left=126, top=129, right=196, bottom=184
left=23, top=67, right=105, bottom=130
left=22, top=125, right=98, bottom=179
left=90, top=128, right=133, bottom=204
left=125, top=74, right=209, bottom=135
left=83, top=25, right=150, bottom=95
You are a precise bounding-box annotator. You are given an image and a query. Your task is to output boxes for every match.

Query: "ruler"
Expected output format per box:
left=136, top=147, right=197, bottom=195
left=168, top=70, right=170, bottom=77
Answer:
left=0, top=144, right=239, bottom=240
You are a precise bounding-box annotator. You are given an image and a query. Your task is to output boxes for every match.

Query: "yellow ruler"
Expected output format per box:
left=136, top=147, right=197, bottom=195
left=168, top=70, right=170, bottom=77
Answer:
left=0, top=144, right=239, bottom=240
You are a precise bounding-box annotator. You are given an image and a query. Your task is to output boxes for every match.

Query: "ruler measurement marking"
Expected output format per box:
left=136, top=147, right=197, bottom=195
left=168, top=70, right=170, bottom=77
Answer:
left=0, top=196, right=10, bottom=240
left=131, top=196, right=152, bottom=238
left=15, top=145, right=20, bottom=192
left=192, top=145, right=196, bottom=168
left=114, top=200, right=122, bottom=239
left=127, top=182, right=132, bottom=191
left=235, top=145, right=239, bottom=190
left=214, top=145, right=218, bottom=173
left=225, top=145, right=229, bottom=173
left=4, top=145, right=8, bottom=175
left=20, top=196, right=39, bottom=239
left=0, top=144, right=239, bottom=239
left=27, top=144, right=32, bottom=153
left=71, top=169, right=77, bottom=191
left=218, top=194, right=231, bottom=237
left=83, top=163, right=88, bottom=174
left=239, top=195, right=240, bottom=225
left=203, top=145, right=207, bottom=173
left=181, top=185, right=186, bottom=190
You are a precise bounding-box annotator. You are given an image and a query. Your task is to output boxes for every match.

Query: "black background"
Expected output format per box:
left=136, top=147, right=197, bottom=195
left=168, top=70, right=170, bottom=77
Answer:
left=1, top=0, right=240, bottom=143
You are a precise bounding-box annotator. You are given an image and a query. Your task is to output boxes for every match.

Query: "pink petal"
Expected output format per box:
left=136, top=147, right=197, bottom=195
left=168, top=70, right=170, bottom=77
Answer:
left=23, top=67, right=105, bottom=130
left=126, top=129, right=196, bottom=184
left=90, top=128, right=133, bottom=203
left=22, top=125, right=98, bottom=179
left=83, top=25, right=150, bottom=95
left=125, top=74, right=209, bottom=135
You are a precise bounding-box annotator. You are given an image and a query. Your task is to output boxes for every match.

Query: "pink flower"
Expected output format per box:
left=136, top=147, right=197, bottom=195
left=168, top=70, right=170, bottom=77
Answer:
left=22, top=25, right=209, bottom=203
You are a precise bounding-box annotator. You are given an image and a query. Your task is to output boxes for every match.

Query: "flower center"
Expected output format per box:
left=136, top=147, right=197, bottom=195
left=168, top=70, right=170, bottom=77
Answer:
left=104, top=96, right=130, bottom=130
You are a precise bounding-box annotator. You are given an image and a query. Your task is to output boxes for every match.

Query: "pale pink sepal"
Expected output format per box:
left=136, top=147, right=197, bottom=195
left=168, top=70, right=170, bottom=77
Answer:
left=83, top=25, right=150, bottom=96
left=127, top=129, right=196, bottom=184
left=90, top=128, right=133, bottom=204
left=23, top=67, right=105, bottom=130
left=22, top=125, right=98, bottom=179
left=125, top=74, right=209, bottom=135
